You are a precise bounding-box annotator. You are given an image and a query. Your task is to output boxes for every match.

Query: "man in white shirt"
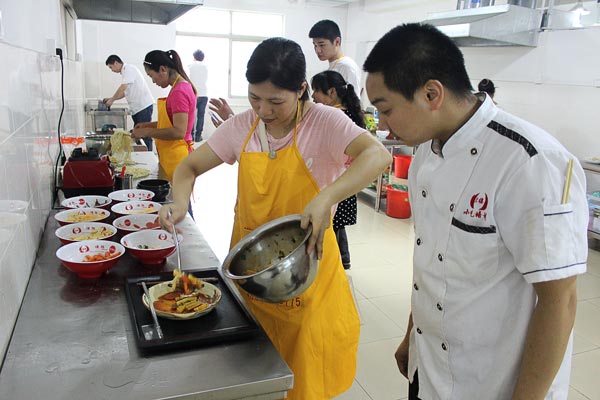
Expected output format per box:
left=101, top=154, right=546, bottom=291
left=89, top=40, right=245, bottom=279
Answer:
left=364, top=23, right=587, bottom=400
left=188, top=49, right=209, bottom=142
left=309, top=20, right=361, bottom=99
left=104, top=55, right=155, bottom=151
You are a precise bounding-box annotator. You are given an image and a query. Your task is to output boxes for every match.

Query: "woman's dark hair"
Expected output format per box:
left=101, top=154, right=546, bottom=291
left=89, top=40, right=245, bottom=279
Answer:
left=363, top=23, right=473, bottom=101
left=311, top=70, right=365, bottom=128
left=144, top=49, right=197, bottom=95
left=308, top=20, right=341, bottom=42
left=105, top=54, right=123, bottom=65
left=246, top=37, right=309, bottom=101
left=478, top=79, right=495, bottom=97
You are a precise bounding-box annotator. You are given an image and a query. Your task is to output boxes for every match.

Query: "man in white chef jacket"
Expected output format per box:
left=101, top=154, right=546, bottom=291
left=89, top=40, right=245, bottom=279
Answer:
left=364, top=23, right=587, bottom=400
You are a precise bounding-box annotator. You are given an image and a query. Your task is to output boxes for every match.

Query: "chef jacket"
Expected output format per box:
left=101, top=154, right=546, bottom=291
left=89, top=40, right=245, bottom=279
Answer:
left=407, top=93, right=588, bottom=400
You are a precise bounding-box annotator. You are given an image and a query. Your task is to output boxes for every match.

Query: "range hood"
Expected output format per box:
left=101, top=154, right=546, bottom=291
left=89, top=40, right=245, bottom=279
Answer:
left=425, top=4, right=544, bottom=47
left=63, top=0, right=203, bottom=25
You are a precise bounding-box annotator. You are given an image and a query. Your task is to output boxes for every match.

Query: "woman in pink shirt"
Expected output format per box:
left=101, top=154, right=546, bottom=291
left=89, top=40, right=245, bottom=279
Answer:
left=132, top=49, right=196, bottom=182
left=159, top=37, right=391, bottom=399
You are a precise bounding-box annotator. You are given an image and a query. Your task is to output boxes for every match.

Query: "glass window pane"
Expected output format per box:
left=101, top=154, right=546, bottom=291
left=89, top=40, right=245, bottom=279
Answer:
left=175, top=8, right=230, bottom=34
left=231, top=12, right=283, bottom=37
left=176, top=35, right=230, bottom=98
left=230, top=41, right=259, bottom=97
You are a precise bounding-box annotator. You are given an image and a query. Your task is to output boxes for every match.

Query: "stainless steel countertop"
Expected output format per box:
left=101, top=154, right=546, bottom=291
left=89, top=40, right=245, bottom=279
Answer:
left=0, top=153, right=293, bottom=400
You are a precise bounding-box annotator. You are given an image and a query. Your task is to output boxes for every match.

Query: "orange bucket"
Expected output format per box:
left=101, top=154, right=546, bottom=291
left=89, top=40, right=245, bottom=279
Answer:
left=386, top=185, right=411, bottom=219
left=393, top=155, right=412, bottom=179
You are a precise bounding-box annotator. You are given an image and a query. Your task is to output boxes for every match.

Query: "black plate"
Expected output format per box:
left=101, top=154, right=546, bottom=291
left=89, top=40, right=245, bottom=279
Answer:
left=124, top=268, right=259, bottom=352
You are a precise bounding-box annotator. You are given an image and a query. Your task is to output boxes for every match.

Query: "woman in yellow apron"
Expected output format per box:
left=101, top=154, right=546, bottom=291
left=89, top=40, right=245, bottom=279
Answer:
left=159, top=38, right=391, bottom=399
left=132, top=49, right=196, bottom=182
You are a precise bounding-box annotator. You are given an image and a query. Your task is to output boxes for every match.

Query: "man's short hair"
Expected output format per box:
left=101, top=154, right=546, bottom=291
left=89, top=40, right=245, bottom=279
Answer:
left=105, top=55, right=123, bottom=65
left=363, top=23, right=473, bottom=101
left=308, top=20, right=341, bottom=42
left=193, top=49, right=205, bottom=61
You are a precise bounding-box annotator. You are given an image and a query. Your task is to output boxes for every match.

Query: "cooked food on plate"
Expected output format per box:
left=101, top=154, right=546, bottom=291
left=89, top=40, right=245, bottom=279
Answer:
left=152, top=270, right=217, bottom=314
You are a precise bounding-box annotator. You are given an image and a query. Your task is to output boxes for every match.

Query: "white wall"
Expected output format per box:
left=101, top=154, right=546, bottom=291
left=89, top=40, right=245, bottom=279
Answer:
left=78, top=0, right=348, bottom=134
left=0, top=0, right=86, bottom=359
left=346, top=0, right=600, bottom=160
left=79, top=20, right=176, bottom=107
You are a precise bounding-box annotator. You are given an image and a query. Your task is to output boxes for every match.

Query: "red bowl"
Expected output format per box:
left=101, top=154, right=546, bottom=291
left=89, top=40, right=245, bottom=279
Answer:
left=120, top=229, right=182, bottom=265
left=55, top=207, right=111, bottom=226
left=56, top=240, right=125, bottom=279
left=55, top=222, right=117, bottom=245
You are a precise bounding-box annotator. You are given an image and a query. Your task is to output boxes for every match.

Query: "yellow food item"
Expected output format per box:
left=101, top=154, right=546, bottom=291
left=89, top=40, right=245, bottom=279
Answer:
left=69, top=228, right=112, bottom=240
left=110, top=129, right=133, bottom=165
left=131, top=206, right=155, bottom=214
left=125, top=166, right=151, bottom=179
left=66, top=213, right=104, bottom=222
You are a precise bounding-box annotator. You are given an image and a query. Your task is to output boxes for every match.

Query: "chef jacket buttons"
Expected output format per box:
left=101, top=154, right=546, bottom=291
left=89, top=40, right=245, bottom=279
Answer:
left=470, top=148, right=478, bottom=155
left=437, top=302, right=443, bottom=311
left=438, top=253, right=443, bottom=262
left=417, top=327, right=422, bottom=334
left=416, top=238, right=422, bottom=246
left=441, top=343, right=448, bottom=351
left=449, top=203, right=455, bottom=212
left=413, top=282, right=419, bottom=291
left=421, top=190, right=427, bottom=198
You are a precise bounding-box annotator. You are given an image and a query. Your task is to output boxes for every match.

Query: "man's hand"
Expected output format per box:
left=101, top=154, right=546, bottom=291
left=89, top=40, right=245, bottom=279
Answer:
left=103, top=98, right=114, bottom=107
left=395, top=338, right=410, bottom=378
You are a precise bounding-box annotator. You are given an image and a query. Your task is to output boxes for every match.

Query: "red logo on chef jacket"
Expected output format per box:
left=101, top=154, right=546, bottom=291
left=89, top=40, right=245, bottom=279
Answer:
left=463, top=192, right=489, bottom=221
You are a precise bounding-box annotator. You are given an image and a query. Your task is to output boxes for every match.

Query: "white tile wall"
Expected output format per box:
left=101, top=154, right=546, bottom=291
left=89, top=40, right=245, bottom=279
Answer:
left=0, top=41, right=85, bottom=358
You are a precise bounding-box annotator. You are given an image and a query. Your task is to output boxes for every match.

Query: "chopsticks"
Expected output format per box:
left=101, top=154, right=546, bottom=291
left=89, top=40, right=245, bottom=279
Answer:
left=136, top=277, right=219, bottom=286
left=561, top=159, right=574, bottom=204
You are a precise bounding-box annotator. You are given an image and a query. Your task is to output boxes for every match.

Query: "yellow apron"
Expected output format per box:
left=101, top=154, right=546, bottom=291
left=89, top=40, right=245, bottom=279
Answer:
left=154, top=93, right=194, bottom=182
left=231, top=113, right=360, bottom=400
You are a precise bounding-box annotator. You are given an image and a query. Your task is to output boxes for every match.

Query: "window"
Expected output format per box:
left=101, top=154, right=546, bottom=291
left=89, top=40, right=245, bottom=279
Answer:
left=175, top=8, right=284, bottom=98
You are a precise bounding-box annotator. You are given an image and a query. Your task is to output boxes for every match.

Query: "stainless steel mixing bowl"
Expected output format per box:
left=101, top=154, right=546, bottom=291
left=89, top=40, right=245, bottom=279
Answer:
left=222, top=214, right=319, bottom=303
left=85, top=134, right=112, bottom=155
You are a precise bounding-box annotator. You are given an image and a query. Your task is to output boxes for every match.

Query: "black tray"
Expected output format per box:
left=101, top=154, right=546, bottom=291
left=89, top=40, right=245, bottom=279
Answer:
left=124, top=268, right=259, bottom=352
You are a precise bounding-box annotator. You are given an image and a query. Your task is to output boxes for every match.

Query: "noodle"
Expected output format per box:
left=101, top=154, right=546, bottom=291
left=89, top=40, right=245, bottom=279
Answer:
left=110, top=129, right=133, bottom=165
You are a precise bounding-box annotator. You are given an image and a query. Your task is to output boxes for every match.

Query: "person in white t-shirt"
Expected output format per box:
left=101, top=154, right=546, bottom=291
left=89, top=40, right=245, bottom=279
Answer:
left=309, top=20, right=361, bottom=99
left=364, top=23, right=587, bottom=400
left=188, top=49, right=209, bottom=142
left=104, top=55, right=155, bottom=151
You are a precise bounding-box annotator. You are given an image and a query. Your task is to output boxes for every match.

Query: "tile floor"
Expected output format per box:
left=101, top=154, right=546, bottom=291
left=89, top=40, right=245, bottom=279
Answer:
left=191, top=162, right=600, bottom=400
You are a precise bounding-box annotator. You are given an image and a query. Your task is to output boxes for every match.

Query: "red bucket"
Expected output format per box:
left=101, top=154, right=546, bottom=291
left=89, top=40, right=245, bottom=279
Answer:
left=393, top=155, right=412, bottom=179
left=386, top=185, right=411, bottom=219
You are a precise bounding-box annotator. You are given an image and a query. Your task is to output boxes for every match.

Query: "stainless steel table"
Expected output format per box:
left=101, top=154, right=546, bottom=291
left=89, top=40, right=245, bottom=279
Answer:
left=0, top=153, right=293, bottom=400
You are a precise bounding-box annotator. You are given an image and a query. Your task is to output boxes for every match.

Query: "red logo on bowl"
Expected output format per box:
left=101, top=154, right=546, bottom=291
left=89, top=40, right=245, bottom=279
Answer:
left=109, top=245, right=116, bottom=253
left=158, top=233, right=167, bottom=240
left=78, top=198, right=85, bottom=205
left=125, top=204, right=133, bottom=211
left=127, top=192, right=135, bottom=198
left=124, top=219, right=131, bottom=226
left=79, top=245, right=90, bottom=253
left=72, top=227, right=82, bottom=234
